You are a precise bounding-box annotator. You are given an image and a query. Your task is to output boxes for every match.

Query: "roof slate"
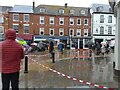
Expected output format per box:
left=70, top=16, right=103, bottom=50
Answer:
left=34, top=5, right=91, bottom=16
left=10, top=5, right=33, bottom=13
left=91, top=3, right=112, bottom=13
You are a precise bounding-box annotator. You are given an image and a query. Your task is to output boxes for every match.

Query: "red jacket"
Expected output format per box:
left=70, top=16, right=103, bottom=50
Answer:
left=0, top=29, right=24, bottom=73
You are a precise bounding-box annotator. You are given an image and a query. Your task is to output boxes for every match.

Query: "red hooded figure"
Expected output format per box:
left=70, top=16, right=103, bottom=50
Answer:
left=0, top=29, right=24, bottom=89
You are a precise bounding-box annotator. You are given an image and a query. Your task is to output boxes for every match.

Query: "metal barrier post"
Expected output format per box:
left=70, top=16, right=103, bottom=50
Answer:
left=24, top=55, right=28, bottom=73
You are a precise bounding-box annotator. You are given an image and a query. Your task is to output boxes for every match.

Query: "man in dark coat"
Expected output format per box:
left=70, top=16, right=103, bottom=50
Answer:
left=49, top=41, right=54, bottom=53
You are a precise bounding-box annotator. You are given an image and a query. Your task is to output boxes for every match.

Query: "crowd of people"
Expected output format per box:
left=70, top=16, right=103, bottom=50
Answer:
left=88, top=41, right=112, bottom=55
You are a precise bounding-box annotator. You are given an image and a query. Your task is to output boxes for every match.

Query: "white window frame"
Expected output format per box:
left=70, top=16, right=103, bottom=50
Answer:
left=23, top=24, right=29, bottom=34
left=0, top=16, right=4, bottom=24
left=69, top=28, right=74, bottom=36
left=0, top=26, right=4, bottom=34
left=108, top=26, right=112, bottom=35
left=80, top=10, right=85, bottom=15
left=58, top=9, right=64, bottom=14
left=39, top=28, right=44, bottom=35
left=59, top=17, right=64, bottom=25
left=13, top=24, right=19, bottom=34
left=40, top=8, right=46, bottom=13
left=84, top=18, right=88, bottom=25
left=70, top=10, right=75, bottom=15
left=24, top=14, right=29, bottom=22
left=40, top=16, right=44, bottom=24
left=84, top=29, right=88, bottom=36
left=70, top=18, right=74, bottom=25
left=13, top=14, right=19, bottom=21
left=76, top=29, right=81, bottom=37
left=100, top=15, right=104, bottom=23
left=50, top=17, right=54, bottom=25
left=59, top=28, right=64, bottom=36
left=49, top=28, right=54, bottom=36
left=108, top=15, right=112, bottom=23
left=100, top=26, right=104, bottom=34
left=77, top=18, right=81, bottom=25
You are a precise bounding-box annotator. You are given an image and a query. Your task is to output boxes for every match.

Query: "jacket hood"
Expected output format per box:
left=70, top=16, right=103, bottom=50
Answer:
left=5, top=29, right=16, bottom=40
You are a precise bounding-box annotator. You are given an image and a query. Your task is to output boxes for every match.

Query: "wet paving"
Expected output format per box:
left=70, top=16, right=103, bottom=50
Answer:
left=0, top=49, right=120, bottom=89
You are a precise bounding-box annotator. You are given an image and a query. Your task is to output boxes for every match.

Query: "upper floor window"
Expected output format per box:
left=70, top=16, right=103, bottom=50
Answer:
left=77, top=18, right=81, bottom=25
left=100, top=15, right=104, bottom=23
left=59, top=17, right=64, bottom=25
left=96, top=6, right=103, bottom=12
left=40, top=16, right=44, bottom=24
left=40, top=8, right=46, bottom=13
left=0, top=16, right=4, bottom=24
left=70, top=18, right=74, bottom=25
left=39, top=28, right=44, bottom=35
left=100, top=26, right=104, bottom=34
left=0, top=26, right=4, bottom=34
left=59, top=28, right=64, bottom=36
left=70, top=10, right=75, bottom=15
left=96, top=28, right=98, bottom=33
left=108, top=15, right=112, bottom=23
left=84, top=18, right=88, bottom=25
left=69, top=28, right=74, bottom=36
left=84, top=29, right=88, bottom=36
left=24, top=14, right=29, bottom=22
left=76, top=29, right=81, bottom=37
left=13, top=14, right=19, bottom=21
left=80, top=10, right=85, bottom=15
left=50, top=17, right=54, bottom=25
left=108, top=26, right=112, bottom=34
left=24, top=24, right=29, bottom=34
left=49, top=28, right=54, bottom=36
left=58, top=9, right=64, bottom=14
left=13, top=24, right=19, bottom=33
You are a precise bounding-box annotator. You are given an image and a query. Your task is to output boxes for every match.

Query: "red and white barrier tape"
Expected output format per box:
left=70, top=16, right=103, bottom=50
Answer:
left=28, top=53, right=50, bottom=57
left=28, top=57, right=114, bottom=90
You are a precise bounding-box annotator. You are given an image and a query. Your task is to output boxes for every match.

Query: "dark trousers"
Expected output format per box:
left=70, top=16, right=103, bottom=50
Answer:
left=1, top=71, right=19, bottom=90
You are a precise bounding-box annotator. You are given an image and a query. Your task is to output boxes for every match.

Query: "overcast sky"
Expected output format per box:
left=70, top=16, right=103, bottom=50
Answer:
left=0, top=0, right=109, bottom=7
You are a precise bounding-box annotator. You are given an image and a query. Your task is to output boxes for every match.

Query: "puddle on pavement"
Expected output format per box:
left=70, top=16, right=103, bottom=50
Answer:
left=19, top=51, right=119, bottom=89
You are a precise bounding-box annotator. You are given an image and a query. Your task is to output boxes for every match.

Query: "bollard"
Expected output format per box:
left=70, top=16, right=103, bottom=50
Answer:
left=113, top=61, right=115, bottom=68
left=51, top=51, right=55, bottom=63
left=24, top=55, right=28, bottom=73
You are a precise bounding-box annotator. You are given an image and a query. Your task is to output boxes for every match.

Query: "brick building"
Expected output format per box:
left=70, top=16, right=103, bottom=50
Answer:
left=3, top=2, right=91, bottom=49
left=0, top=6, right=12, bottom=41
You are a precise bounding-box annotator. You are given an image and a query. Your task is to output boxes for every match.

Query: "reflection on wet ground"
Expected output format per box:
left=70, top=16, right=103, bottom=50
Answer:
left=19, top=50, right=120, bottom=89
left=1, top=50, right=120, bottom=89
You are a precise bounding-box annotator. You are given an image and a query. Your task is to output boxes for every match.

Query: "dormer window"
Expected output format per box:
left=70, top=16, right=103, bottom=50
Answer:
left=70, top=10, right=75, bottom=15
left=96, top=6, right=103, bottom=12
left=80, top=10, right=85, bottom=15
left=40, top=8, right=46, bottom=13
left=58, top=9, right=64, bottom=14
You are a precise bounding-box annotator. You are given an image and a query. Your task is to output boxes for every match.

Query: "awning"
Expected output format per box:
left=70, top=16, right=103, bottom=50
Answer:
left=16, top=34, right=33, bottom=40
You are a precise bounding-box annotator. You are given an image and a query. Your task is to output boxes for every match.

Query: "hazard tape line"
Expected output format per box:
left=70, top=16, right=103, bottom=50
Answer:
left=57, top=56, right=90, bottom=61
left=28, top=54, right=49, bottom=57
left=28, top=57, right=114, bottom=90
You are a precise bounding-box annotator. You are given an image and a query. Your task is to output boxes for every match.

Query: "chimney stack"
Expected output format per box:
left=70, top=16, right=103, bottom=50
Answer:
left=33, top=1, right=35, bottom=12
left=65, top=3, right=67, bottom=8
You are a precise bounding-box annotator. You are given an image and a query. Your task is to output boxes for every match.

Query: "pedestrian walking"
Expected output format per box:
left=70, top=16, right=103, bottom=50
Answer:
left=58, top=41, right=64, bottom=54
left=101, top=44, right=106, bottom=56
left=0, top=29, right=24, bottom=90
left=95, top=42, right=101, bottom=55
left=49, top=40, right=54, bottom=53
left=49, top=40, right=54, bottom=58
